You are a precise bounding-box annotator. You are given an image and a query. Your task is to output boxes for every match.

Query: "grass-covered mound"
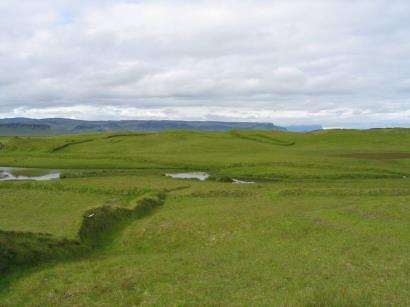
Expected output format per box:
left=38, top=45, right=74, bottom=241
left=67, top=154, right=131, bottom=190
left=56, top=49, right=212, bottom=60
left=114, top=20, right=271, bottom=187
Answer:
left=0, top=230, right=84, bottom=274
left=0, top=192, right=165, bottom=276
left=78, top=192, right=166, bottom=247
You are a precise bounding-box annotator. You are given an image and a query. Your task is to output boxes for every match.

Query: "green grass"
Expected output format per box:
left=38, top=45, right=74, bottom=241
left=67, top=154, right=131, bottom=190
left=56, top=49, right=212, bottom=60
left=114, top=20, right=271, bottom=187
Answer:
left=0, top=191, right=165, bottom=277
left=0, top=186, right=109, bottom=238
left=0, top=129, right=410, bottom=305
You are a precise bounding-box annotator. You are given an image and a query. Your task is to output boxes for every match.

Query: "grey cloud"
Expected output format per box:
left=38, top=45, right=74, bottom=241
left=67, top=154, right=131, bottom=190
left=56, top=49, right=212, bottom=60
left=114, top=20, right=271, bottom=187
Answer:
left=1, top=0, right=410, bottom=126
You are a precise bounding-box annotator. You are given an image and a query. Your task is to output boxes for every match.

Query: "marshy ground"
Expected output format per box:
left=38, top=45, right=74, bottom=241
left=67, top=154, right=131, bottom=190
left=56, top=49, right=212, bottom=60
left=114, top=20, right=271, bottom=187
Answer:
left=0, top=129, right=409, bottom=305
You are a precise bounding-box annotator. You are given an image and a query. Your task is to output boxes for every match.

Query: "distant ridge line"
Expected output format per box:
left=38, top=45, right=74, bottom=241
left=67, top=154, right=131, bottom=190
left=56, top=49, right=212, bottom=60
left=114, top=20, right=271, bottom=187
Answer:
left=0, top=117, right=323, bottom=135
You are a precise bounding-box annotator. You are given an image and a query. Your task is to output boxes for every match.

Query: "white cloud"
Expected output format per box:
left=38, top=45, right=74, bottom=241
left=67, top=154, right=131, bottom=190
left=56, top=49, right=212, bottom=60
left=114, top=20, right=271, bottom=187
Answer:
left=2, top=105, right=410, bottom=129
left=1, top=0, right=410, bottom=127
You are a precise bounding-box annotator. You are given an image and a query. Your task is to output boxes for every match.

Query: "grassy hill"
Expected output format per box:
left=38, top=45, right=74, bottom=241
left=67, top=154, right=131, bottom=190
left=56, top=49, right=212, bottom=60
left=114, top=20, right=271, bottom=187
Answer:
left=0, top=129, right=409, bottom=305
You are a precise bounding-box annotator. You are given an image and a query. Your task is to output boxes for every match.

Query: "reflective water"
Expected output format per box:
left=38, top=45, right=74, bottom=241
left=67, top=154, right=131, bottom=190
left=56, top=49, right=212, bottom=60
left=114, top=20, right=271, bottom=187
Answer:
left=232, top=179, right=255, bottom=184
left=165, top=172, right=209, bottom=181
left=0, top=167, right=60, bottom=181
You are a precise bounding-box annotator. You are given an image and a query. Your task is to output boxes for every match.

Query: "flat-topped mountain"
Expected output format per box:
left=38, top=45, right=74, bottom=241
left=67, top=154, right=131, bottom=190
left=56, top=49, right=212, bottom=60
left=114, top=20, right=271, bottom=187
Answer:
left=0, top=117, right=323, bottom=135
left=0, top=118, right=289, bottom=135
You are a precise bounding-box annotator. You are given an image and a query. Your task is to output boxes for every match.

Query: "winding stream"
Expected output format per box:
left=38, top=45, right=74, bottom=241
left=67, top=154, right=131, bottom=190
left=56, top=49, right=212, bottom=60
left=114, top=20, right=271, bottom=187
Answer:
left=0, top=167, right=60, bottom=181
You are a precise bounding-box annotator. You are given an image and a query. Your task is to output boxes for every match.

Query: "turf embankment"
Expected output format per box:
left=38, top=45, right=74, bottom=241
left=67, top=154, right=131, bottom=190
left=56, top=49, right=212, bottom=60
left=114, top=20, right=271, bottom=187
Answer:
left=0, top=192, right=165, bottom=275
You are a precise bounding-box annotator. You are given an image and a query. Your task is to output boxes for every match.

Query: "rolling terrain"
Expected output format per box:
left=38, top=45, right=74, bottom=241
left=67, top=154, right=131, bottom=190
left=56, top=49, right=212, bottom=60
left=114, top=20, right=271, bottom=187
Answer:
left=0, top=129, right=409, bottom=305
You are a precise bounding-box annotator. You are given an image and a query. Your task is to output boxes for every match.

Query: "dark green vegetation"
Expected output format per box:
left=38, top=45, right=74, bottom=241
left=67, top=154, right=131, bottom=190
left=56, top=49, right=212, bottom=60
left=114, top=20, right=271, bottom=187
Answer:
left=0, top=129, right=409, bottom=305
left=0, top=192, right=165, bottom=274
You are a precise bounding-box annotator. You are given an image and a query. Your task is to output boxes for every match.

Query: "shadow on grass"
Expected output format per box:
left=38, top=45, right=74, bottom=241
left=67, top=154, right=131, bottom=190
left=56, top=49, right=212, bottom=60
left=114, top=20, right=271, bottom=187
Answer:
left=0, top=191, right=166, bottom=293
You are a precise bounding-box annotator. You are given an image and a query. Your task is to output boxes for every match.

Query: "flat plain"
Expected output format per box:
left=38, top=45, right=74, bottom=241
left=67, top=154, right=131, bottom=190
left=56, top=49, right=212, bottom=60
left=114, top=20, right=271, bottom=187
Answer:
left=0, top=129, right=409, bottom=306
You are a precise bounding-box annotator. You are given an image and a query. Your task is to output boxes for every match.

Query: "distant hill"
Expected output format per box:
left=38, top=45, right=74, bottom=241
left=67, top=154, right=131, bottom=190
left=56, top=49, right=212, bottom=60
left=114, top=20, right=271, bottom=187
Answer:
left=285, top=125, right=323, bottom=132
left=0, top=118, right=291, bottom=135
left=0, top=122, right=52, bottom=135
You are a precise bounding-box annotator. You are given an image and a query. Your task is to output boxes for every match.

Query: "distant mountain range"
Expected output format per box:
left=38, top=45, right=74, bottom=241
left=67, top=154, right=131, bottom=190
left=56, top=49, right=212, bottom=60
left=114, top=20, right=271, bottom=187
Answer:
left=284, top=125, right=323, bottom=132
left=0, top=118, right=322, bottom=135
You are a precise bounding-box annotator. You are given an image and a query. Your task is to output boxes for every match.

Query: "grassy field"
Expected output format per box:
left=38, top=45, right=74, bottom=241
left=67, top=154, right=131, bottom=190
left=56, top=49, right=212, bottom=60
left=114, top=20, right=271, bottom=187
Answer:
left=0, top=129, right=409, bottom=305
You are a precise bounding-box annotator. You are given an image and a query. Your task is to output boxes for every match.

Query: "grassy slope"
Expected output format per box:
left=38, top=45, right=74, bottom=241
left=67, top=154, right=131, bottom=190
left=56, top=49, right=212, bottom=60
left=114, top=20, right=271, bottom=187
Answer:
left=0, top=129, right=410, bottom=305
left=0, top=187, right=107, bottom=238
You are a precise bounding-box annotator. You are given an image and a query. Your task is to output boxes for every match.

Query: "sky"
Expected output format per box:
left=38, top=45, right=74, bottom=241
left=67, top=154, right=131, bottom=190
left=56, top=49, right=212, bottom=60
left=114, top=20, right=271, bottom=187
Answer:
left=1, top=0, right=410, bottom=128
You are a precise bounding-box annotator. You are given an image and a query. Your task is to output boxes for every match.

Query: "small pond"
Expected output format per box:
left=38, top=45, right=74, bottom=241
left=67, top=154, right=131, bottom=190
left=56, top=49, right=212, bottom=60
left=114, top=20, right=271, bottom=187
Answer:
left=165, top=172, right=210, bottom=181
left=232, top=179, right=255, bottom=184
left=0, top=167, right=60, bottom=181
left=165, top=172, right=255, bottom=184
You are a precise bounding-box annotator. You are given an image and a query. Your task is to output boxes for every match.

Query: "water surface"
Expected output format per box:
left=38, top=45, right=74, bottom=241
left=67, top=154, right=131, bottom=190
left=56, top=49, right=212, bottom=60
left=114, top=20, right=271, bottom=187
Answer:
left=232, top=179, right=255, bottom=184
left=0, top=167, right=60, bottom=181
left=165, top=172, right=209, bottom=181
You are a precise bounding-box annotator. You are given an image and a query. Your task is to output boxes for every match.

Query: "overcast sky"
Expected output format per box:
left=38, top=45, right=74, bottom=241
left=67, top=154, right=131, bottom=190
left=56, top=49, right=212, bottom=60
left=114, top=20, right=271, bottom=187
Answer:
left=1, top=0, right=409, bottom=127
